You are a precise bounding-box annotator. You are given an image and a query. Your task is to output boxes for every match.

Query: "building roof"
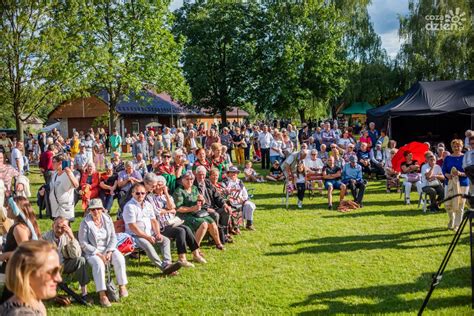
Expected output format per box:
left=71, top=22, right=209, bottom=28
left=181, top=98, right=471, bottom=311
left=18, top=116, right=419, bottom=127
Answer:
left=105, top=89, right=191, bottom=115
left=49, top=89, right=250, bottom=119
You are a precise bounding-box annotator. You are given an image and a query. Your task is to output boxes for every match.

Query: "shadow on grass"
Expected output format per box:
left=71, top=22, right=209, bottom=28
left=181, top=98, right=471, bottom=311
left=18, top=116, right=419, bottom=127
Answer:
left=291, top=267, right=471, bottom=314
left=266, top=228, right=452, bottom=255
left=321, top=209, right=437, bottom=219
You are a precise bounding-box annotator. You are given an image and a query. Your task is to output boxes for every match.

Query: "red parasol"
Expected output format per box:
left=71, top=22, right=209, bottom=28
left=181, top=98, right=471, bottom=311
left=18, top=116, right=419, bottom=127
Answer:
left=391, top=142, right=430, bottom=172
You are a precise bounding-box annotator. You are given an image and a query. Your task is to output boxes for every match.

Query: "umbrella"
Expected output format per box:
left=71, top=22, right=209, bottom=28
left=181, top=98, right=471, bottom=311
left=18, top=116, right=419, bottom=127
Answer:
left=391, top=142, right=430, bottom=172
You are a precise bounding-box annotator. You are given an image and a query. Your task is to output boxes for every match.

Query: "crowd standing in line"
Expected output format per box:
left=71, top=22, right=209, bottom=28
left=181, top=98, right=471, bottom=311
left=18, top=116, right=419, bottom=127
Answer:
left=0, top=121, right=471, bottom=314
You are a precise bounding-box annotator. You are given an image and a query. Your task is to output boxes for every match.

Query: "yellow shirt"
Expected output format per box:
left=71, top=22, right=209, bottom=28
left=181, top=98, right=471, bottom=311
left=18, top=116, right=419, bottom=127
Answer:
left=70, top=139, right=80, bottom=158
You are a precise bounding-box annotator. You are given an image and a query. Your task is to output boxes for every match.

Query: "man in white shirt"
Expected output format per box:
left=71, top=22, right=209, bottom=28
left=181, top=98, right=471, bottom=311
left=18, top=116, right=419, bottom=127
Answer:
left=421, top=154, right=445, bottom=212
left=122, top=183, right=182, bottom=275
left=49, top=154, right=79, bottom=220
left=258, top=125, right=273, bottom=169
left=11, top=141, right=24, bottom=174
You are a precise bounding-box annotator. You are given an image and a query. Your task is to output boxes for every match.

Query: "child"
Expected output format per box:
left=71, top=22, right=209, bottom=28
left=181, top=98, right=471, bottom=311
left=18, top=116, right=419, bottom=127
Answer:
left=295, top=161, right=307, bottom=208
left=243, top=161, right=264, bottom=183
left=267, top=160, right=285, bottom=182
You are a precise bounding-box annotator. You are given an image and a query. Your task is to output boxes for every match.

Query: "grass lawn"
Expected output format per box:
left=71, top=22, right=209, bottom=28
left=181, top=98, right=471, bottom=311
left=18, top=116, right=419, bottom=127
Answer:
left=23, top=161, right=471, bottom=315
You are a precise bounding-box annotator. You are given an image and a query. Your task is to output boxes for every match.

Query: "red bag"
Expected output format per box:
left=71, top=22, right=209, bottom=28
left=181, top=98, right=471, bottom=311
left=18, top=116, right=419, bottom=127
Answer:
left=117, top=235, right=135, bottom=255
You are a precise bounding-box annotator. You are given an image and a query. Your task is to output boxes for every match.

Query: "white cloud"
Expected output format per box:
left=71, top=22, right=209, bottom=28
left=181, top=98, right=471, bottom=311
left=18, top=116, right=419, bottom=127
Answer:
left=368, top=0, right=409, bottom=59
left=380, top=29, right=405, bottom=59
left=170, top=0, right=183, bottom=11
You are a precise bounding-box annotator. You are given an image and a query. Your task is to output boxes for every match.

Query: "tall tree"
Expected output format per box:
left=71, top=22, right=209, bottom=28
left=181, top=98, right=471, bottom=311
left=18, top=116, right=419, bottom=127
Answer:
left=398, top=0, right=473, bottom=84
left=334, top=0, right=402, bottom=108
left=254, top=1, right=348, bottom=122
left=0, top=1, right=88, bottom=140
left=173, top=1, right=260, bottom=125
left=85, top=0, right=190, bottom=132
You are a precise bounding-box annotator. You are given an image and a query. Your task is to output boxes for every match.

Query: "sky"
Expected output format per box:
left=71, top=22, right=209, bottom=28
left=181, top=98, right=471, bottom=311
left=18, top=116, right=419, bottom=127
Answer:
left=169, top=0, right=410, bottom=58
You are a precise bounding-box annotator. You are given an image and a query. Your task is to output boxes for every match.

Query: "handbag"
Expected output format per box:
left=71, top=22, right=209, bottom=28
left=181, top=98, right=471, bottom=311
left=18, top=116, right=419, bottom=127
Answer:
left=241, top=141, right=248, bottom=149
left=106, top=262, right=120, bottom=302
left=406, top=173, right=421, bottom=183
left=427, top=179, right=441, bottom=187
left=166, top=216, right=185, bottom=228
left=193, top=209, right=210, bottom=218
left=117, top=235, right=135, bottom=255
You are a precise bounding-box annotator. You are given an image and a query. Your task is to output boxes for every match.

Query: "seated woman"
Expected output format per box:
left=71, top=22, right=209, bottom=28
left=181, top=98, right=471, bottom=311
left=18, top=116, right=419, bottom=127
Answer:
left=173, top=171, right=224, bottom=249
left=266, top=160, right=285, bottom=182
left=80, top=161, right=100, bottom=210
left=156, top=150, right=178, bottom=193
left=111, top=151, right=125, bottom=174
left=329, top=144, right=345, bottom=168
left=359, top=130, right=373, bottom=150
left=99, top=163, right=118, bottom=212
left=78, top=199, right=128, bottom=307
left=210, top=143, right=225, bottom=181
left=0, top=240, right=62, bottom=315
left=151, top=176, right=206, bottom=266
left=209, top=168, right=226, bottom=195
left=385, top=148, right=401, bottom=193
left=304, top=149, right=324, bottom=192
left=400, top=150, right=423, bottom=205
left=0, top=196, right=41, bottom=302
left=0, top=196, right=41, bottom=268
left=220, top=145, right=232, bottom=170
left=224, top=166, right=256, bottom=230
left=342, top=143, right=357, bottom=163
left=192, top=148, right=212, bottom=175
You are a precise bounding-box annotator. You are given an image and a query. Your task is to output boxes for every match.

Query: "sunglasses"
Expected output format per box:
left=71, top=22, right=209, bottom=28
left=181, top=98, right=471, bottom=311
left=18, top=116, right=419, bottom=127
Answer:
left=46, top=265, right=63, bottom=277
left=134, top=192, right=146, bottom=195
left=163, top=156, right=171, bottom=158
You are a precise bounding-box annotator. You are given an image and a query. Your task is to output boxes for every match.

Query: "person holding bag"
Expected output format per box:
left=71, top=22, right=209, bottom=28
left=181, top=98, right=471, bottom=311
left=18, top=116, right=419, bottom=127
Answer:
left=78, top=199, right=128, bottom=307
left=151, top=176, right=206, bottom=267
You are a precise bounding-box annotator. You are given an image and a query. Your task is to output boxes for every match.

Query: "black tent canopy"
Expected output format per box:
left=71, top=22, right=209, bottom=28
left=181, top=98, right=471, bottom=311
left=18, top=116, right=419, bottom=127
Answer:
left=367, top=80, right=474, bottom=146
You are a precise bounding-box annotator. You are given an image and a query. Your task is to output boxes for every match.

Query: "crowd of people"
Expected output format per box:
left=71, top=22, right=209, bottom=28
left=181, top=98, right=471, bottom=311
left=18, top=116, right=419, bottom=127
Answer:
left=0, top=120, right=472, bottom=314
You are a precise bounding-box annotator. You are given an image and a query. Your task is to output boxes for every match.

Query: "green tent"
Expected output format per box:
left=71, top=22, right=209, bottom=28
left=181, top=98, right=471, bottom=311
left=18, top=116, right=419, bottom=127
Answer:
left=341, top=101, right=375, bottom=115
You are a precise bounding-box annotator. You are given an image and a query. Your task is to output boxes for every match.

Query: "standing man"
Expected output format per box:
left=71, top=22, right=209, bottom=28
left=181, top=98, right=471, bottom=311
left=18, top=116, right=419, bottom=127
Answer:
left=220, top=127, right=233, bottom=163
left=132, top=133, right=149, bottom=161
left=11, top=141, right=24, bottom=175
left=109, top=128, right=122, bottom=154
left=0, top=133, right=12, bottom=162
left=258, top=125, right=273, bottom=169
left=367, top=122, right=379, bottom=148
left=39, top=144, right=56, bottom=184
left=49, top=154, right=80, bottom=221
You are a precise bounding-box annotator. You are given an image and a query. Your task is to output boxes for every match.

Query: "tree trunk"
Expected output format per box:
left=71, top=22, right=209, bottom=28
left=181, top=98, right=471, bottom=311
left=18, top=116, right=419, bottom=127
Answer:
left=109, top=104, right=115, bottom=134
left=220, top=108, right=228, bottom=128
left=13, top=101, right=24, bottom=142
left=298, top=108, right=305, bottom=124
left=108, top=90, right=117, bottom=134
left=15, top=114, right=24, bottom=142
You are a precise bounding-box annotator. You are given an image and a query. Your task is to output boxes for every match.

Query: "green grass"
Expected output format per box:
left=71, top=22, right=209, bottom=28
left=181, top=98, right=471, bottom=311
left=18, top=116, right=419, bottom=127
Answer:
left=23, top=162, right=472, bottom=315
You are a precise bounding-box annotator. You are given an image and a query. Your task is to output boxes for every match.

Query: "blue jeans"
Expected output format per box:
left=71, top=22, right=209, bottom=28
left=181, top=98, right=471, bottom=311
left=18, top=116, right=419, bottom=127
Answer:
left=270, top=155, right=281, bottom=165
left=100, top=191, right=115, bottom=212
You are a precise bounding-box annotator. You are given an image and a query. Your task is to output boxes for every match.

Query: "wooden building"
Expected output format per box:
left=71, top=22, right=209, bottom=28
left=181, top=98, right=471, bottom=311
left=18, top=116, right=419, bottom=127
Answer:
left=48, top=90, right=249, bottom=137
